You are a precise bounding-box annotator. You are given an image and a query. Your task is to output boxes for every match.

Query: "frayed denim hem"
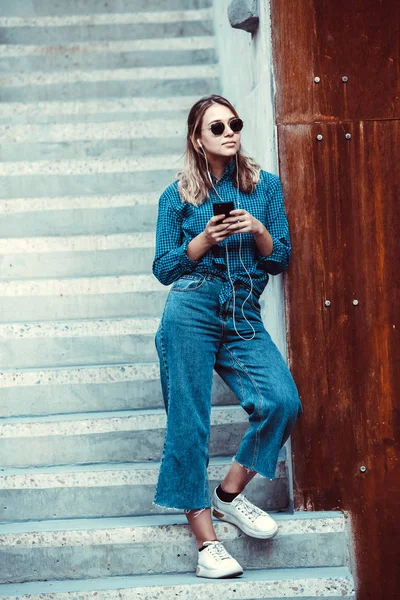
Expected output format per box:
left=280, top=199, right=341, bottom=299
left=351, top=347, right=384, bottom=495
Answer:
left=231, top=455, right=275, bottom=481
left=183, top=507, right=209, bottom=519
left=152, top=499, right=211, bottom=514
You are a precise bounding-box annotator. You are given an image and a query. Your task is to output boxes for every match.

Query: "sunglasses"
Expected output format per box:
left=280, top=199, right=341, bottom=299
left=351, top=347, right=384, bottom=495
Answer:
left=202, top=118, right=244, bottom=136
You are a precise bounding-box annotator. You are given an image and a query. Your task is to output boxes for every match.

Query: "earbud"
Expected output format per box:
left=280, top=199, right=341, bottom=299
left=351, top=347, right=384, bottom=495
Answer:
left=197, top=139, right=203, bottom=148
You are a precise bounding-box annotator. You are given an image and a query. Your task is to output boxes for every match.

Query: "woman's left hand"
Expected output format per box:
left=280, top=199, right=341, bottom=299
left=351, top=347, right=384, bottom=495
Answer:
left=222, top=209, right=265, bottom=236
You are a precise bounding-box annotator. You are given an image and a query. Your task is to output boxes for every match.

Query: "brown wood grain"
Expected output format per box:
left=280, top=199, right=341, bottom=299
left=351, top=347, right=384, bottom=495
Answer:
left=271, top=1, right=400, bottom=597
left=272, top=0, right=400, bottom=124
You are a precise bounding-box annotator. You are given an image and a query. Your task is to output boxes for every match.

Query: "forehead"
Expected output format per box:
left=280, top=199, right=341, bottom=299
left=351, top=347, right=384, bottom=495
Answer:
left=202, top=104, right=236, bottom=125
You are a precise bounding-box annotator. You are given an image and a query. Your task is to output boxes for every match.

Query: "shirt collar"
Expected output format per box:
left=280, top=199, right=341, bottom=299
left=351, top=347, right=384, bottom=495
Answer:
left=210, top=158, right=235, bottom=183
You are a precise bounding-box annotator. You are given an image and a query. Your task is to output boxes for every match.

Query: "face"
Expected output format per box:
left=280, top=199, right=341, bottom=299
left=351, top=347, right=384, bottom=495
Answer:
left=196, top=104, right=241, bottom=159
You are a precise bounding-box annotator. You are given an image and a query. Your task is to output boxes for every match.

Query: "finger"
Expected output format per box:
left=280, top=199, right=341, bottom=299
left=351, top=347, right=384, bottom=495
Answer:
left=211, top=214, right=227, bottom=223
left=216, top=228, right=235, bottom=239
left=229, top=209, right=246, bottom=216
left=215, top=234, right=233, bottom=243
left=212, top=223, right=232, bottom=232
left=222, top=216, right=244, bottom=224
left=207, top=218, right=225, bottom=229
left=226, top=220, right=250, bottom=230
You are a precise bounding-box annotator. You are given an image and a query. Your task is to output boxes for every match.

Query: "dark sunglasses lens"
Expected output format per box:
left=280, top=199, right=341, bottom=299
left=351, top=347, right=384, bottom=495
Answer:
left=210, top=122, right=225, bottom=135
left=230, top=118, right=243, bottom=132
left=210, top=118, right=243, bottom=135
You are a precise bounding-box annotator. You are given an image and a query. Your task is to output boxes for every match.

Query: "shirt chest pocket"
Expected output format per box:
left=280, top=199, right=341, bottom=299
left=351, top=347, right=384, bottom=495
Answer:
left=182, top=204, right=213, bottom=238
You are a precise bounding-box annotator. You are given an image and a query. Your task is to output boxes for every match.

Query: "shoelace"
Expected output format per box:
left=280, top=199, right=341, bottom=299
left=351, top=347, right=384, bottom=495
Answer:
left=206, top=541, right=231, bottom=561
left=232, top=494, right=266, bottom=522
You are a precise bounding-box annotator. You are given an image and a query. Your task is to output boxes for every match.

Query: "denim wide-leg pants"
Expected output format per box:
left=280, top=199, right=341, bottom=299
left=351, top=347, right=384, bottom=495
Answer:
left=153, top=273, right=303, bottom=511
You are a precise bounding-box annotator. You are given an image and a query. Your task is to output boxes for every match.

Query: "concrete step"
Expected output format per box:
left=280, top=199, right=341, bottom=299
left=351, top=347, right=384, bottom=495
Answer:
left=0, top=567, right=356, bottom=599
left=0, top=512, right=349, bottom=583
left=0, top=153, right=180, bottom=198
left=0, top=119, right=189, bottom=162
left=0, top=1, right=213, bottom=17
left=0, top=64, right=219, bottom=102
left=0, top=168, right=175, bottom=200
left=0, top=316, right=159, bottom=368
left=0, top=133, right=185, bottom=162
left=0, top=194, right=158, bottom=237
left=0, top=275, right=169, bottom=321
left=0, top=405, right=250, bottom=468
left=0, top=9, right=214, bottom=45
left=0, top=152, right=183, bottom=177
left=0, top=64, right=218, bottom=90
left=0, top=95, right=197, bottom=125
left=0, top=233, right=155, bottom=278
left=0, top=119, right=186, bottom=143
left=0, top=362, right=236, bottom=418
left=0, top=37, right=217, bottom=73
left=0, top=455, right=289, bottom=522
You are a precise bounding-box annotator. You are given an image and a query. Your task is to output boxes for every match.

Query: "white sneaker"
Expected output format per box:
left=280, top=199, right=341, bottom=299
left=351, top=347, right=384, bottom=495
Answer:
left=211, top=486, right=279, bottom=539
left=196, top=540, right=243, bottom=579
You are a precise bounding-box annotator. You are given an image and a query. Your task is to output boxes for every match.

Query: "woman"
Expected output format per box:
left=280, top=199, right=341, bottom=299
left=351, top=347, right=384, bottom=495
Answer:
left=152, top=94, right=303, bottom=578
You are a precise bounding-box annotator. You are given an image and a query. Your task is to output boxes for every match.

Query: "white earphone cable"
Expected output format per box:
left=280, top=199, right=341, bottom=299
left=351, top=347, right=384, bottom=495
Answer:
left=201, top=148, right=256, bottom=341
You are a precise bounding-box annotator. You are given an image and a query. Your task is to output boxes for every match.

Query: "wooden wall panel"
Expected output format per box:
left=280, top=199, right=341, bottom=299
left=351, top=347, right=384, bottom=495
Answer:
left=272, top=0, right=400, bottom=123
left=270, top=1, right=400, bottom=597
left=279, top=119, right=400, bottom=600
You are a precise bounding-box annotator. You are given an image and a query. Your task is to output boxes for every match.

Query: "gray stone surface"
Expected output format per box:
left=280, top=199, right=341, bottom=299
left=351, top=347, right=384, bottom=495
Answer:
left=0, top=567, right=355, bottom=599
left=0, top=202, right=159, bottom=237
left=228, top=0, right=259, bottom=33
left=0, top=45, right=216, bottom=73
left=0, top=513, right=347, bottom=583
left=0, top=406, right=249, bottom=467
left=0, top=96, right=196, bottom=124
left=0, top=1, right=213, bottom=18
left=0, top=68, right=220, bottom=103
left=0, top=0, right=356, bottom=595
left=0, top=317, right=160, bottom=369
left=0, top=239, right=155, bottom=278
left=0, top=456, right=289, bottom=521
left=0, top=17, right=214, bottom=46
left=0, top=363, right=237, bottom=417
left=0, top=281, right=170, bottom=321
left=0, top=169, right=176, bottom=199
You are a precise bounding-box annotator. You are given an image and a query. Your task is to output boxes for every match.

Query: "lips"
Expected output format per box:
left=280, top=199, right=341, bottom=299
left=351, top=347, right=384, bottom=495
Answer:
left=223, top=142, right=236, bottom=145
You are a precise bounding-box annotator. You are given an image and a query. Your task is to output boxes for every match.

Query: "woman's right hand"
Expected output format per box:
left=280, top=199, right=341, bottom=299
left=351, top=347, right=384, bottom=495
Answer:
left=203, top=214, right=233, bottom=246
left=186, top=215, right=234, bottom=261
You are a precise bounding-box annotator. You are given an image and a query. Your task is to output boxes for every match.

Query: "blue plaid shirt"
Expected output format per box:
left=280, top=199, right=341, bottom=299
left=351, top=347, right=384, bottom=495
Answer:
left=152, top=159, right=291, bottom=307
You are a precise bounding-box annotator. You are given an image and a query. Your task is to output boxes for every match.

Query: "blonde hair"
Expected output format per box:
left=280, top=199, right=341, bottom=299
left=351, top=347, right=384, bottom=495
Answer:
left=175, top=94, right=262, bottom=207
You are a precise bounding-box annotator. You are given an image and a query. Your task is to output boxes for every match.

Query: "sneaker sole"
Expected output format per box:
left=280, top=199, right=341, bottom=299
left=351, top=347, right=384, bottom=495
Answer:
left=196, top=565, right=243, bottom=578
left=212, top=507, right=279, bottom=539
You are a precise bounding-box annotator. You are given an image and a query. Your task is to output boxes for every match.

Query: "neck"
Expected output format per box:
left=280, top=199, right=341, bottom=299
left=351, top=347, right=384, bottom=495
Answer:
left=208, top=156, right=234, bottom=181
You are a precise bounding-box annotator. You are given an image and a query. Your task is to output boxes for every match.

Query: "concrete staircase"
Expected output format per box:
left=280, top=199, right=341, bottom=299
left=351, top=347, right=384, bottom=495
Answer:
left=0, top=0, right=355, bottom=598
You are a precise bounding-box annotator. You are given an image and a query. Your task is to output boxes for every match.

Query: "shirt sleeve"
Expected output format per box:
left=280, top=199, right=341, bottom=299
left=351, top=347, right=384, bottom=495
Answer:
left=257, top=174, right=291, bottom=275
left=152, top=188, right=201, bottom=285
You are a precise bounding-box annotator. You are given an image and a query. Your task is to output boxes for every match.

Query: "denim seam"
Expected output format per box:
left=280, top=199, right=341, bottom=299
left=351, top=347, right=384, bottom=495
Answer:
left=227, top=355, right=256, bottom=476
left=154, top=310, right=211, bottom=512
left=153, top=317, right=173, bottom=508
left=222, top=343, right=263, bottom=470
left=153, top=323, right=209, bottom=512
left=250, top=294, right=262, bottom=313
left=229, top=351, right=246, bottom=406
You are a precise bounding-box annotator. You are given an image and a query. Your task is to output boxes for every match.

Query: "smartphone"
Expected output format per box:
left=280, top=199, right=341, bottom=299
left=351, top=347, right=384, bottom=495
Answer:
left=212, top=201, right=235, bottom=219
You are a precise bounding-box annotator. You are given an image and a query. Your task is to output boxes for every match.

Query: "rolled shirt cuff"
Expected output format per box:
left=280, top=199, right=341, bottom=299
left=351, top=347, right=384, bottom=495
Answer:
left=257, top=236, right=290, bottom=275
left=178, top=237, right=202, bottom=271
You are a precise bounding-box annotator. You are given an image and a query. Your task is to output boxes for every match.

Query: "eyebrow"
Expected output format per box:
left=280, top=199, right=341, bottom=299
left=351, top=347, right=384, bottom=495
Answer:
left=207, top=117, right=236, bottom=125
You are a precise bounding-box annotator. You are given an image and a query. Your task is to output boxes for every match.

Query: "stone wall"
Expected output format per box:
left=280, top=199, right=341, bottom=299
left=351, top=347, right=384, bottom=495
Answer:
left=212, top=0, right=294, bottom=505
